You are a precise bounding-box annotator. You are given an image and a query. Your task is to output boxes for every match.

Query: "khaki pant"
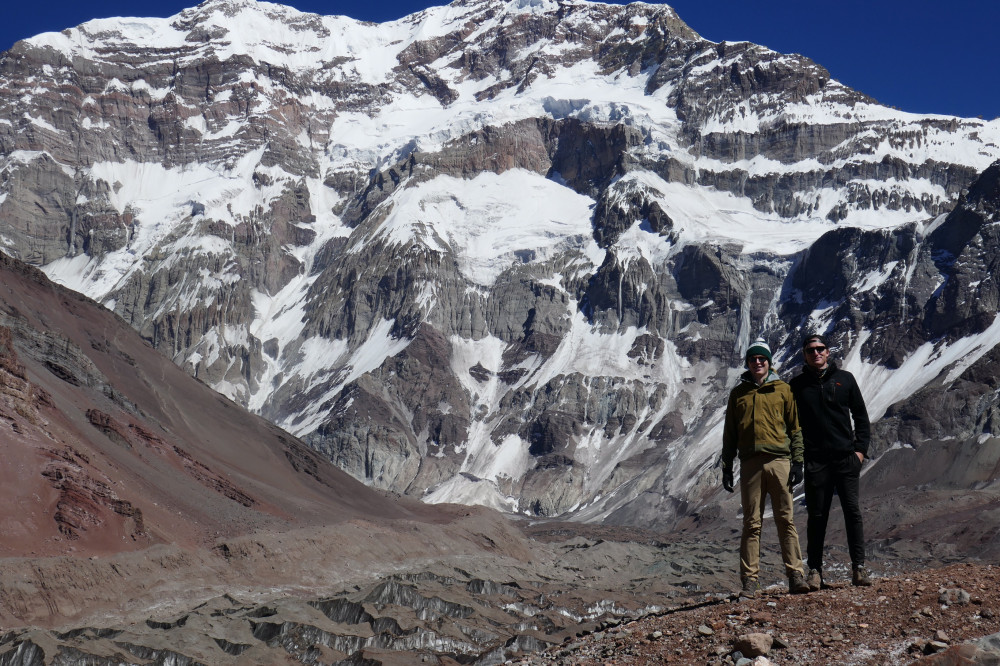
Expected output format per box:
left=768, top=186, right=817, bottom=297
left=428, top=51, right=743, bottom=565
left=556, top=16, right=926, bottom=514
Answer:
left=739, top=454, right=804, bottom=580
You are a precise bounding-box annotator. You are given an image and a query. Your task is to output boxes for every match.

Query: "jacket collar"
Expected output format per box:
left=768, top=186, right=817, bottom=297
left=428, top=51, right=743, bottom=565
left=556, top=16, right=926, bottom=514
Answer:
left=805, top=359, right=839, bottom=379
left=741, top=369, right=780, bottom=386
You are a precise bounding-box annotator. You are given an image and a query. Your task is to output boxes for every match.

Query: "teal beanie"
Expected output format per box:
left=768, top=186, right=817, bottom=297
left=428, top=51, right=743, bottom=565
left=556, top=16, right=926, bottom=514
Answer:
left=745, top=337, right=773, bottom=365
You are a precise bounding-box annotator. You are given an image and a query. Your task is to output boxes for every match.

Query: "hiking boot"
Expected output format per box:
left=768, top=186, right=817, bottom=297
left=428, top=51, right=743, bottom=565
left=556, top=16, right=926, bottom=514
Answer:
left=806, top=568, right=823, bottom=592
left=852, top=565, right=872, bottom=587
left=739, top=577, right=758, bottom=599
left=788, top=569, right=810, bottom=594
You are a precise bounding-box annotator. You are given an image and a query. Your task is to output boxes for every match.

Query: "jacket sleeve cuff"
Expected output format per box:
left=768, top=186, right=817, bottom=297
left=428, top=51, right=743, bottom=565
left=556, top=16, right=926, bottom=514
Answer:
left=790, top=429, right=804, bottom=463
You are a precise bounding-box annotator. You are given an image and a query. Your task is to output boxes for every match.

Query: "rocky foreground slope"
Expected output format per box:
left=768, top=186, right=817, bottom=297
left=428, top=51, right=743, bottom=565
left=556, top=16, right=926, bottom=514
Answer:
left=512, top=562, right=1000, bottom=666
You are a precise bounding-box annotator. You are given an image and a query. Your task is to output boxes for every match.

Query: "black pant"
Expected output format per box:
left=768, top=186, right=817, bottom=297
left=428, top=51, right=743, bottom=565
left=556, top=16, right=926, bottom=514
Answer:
left=804, top=453, right=865, bottom=570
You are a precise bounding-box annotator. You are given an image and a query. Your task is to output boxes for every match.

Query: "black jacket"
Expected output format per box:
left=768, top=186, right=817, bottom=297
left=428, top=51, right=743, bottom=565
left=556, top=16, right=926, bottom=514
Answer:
left=789, top=362, right=871, bottom=461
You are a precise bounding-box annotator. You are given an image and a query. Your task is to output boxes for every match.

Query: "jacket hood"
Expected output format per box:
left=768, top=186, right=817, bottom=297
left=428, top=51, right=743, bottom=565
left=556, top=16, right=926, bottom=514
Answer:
left=741, top=369, right=781, bottom=385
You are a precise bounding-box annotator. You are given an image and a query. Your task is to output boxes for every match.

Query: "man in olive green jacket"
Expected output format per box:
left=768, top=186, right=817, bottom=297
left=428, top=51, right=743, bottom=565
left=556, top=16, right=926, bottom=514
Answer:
left=721, top=338, right=810, bottom=597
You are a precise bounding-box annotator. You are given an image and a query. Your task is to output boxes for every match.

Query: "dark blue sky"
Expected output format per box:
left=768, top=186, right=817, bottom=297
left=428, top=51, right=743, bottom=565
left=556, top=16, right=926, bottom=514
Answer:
left=4, top=0, right=998, bottom=120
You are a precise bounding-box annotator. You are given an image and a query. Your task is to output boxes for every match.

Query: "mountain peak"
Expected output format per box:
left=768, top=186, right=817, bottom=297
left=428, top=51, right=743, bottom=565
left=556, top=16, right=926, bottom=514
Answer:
left=2, top=0, right=999, bottom=527
left=176, top=0, right=318, bottom=25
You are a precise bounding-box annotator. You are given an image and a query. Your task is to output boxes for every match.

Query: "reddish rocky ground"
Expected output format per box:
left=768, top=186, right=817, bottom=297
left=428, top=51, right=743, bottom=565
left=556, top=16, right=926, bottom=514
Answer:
left=511, top=562, right=1000, bottom=665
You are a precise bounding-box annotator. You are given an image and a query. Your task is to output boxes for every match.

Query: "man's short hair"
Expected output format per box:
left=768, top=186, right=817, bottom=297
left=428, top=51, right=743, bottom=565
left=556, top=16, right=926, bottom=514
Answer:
left=802, top=333, right=829, bottom=348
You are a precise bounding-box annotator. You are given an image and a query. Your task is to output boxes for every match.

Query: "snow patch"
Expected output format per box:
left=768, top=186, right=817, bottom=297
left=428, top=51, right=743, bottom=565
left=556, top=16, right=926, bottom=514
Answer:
left=364, top=170, right=603, bottom=287
left=843, top=317, right=1000, bottom=421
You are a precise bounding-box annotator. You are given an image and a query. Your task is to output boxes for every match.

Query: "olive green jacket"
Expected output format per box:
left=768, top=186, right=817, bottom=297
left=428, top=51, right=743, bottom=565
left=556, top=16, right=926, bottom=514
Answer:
left=721, top=370, right=803, bottom=467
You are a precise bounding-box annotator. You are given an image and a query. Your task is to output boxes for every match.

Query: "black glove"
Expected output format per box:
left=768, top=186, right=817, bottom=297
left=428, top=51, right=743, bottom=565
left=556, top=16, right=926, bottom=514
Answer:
left=788, top=462, right=803, bottom=488
left=722, top=465, right=734, bottom=493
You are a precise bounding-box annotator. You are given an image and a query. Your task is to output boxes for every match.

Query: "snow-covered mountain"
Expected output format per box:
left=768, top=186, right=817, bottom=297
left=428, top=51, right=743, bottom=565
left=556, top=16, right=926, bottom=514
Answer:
left=2, top=0, right=999, bottom=526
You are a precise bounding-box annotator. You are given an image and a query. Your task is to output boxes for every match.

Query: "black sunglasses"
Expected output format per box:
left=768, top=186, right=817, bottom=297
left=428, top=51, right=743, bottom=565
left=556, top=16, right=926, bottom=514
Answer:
left=805, top=346, right=827, bottom=354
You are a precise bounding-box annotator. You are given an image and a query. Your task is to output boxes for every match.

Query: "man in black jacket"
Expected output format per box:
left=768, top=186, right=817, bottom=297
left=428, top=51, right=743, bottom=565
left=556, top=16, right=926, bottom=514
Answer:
left=789, top=334, right=872, bottom=590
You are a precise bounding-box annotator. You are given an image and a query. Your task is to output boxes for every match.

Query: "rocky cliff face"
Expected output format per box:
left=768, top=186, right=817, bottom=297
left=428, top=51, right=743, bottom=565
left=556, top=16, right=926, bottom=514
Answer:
left=2, top=0, right=1000, bottom=525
